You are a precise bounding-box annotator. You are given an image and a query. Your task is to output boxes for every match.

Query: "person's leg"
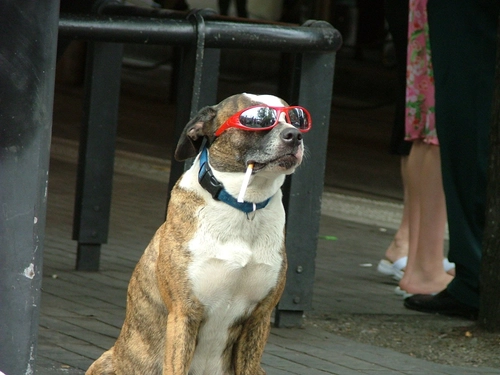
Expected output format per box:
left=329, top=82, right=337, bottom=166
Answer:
left=404, top=0, right=498, bottom=318
left=399, top=141, right=422, bottom=283
left=384, top=156, right=410, bottom=263
left=427, top=0, right=498, bottom=308
left=399, top=142, right=451, bottom=294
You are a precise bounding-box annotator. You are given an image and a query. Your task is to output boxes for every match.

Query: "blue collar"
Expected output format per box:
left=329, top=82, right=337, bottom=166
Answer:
left=198, top=148, right=271, bottom=214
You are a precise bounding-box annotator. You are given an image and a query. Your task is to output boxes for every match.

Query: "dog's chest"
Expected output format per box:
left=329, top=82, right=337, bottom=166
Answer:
left=187, top=207, right=284, bottom=314
left=186, top=205, right=284, bottom=374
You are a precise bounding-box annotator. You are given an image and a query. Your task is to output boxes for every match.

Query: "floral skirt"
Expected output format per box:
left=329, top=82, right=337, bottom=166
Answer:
left=405, top=0, right=438, bottom=145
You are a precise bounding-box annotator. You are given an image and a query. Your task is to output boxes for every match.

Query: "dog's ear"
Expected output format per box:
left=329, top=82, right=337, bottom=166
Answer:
left=174, top=106, right=217, bottom=161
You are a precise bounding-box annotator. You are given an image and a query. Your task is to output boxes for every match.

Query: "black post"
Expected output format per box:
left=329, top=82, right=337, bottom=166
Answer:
left=73, top=42, right=124, bottom=271
left=0, top=1, right=60, bottom=374
left=276, top=22, right=337, bottom=328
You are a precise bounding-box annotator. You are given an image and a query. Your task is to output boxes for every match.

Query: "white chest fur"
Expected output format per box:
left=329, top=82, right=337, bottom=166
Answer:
left=185, top=191, right=285, bottom=375
left=187, top=202, right=284, bottom=308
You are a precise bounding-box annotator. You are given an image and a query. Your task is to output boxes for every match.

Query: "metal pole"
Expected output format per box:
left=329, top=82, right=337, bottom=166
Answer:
left=276, top=21, right=337, bottom=328
left=0, top=1, right=60, bottom=374
left=58, top=13, right=342, bottom=52
left=73, top=41, right=124, bottom=271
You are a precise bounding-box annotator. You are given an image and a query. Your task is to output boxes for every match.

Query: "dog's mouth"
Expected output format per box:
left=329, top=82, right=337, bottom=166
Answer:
left=249, top=151, right=302, bottom=173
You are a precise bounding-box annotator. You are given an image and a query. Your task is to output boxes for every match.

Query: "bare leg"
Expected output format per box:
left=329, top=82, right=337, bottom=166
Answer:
left=384, top=156, right=410, bottom=263
left=399, top=141, right=452, bottom=294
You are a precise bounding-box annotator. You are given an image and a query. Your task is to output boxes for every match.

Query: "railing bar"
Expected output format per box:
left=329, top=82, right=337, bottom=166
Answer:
left=58, top=14, right=342, bottom=52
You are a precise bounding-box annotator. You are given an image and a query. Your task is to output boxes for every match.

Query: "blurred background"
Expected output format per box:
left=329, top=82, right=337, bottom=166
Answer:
left=55, top=0, right=403, bottom=202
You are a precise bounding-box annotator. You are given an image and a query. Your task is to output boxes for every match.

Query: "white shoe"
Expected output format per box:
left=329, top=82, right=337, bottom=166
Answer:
left=377, top=256, right=407, bottom=281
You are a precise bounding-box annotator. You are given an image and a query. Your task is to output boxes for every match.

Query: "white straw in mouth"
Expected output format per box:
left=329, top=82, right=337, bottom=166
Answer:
left=237, top=163, right=254, bottom=202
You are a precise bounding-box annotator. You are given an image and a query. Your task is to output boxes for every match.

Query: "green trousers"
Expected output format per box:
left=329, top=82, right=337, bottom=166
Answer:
left=427, top=0, right=499, bottom=308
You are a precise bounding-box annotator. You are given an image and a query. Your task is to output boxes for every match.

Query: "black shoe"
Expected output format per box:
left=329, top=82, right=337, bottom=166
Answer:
left=404, top=289, right=478, bottom=320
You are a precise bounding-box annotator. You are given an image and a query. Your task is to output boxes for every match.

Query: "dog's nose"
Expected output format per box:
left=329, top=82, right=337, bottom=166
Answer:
left=280, top=127, right=302, bottom=146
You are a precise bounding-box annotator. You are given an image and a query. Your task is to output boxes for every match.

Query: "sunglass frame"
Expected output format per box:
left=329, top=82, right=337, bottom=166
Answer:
left=214, top=105, right=312, bottom=137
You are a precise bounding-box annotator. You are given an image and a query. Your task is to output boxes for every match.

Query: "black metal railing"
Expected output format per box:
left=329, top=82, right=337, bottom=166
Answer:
left=59, top=2, right=342, bottom=328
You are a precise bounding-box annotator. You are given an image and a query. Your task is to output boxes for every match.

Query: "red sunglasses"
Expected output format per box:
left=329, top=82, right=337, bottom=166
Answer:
left=214, top=105, right=312, bottom=137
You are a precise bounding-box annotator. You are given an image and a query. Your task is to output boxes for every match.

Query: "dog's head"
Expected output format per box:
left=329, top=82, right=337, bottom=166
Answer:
left=175, top=93, right=309, bottom=176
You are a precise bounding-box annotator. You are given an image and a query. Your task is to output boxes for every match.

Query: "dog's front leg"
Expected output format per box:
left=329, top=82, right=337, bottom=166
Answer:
left=232, top=308, right=273, bottom=375
left=233, top=257, right=287, bottom=375
left=163, top=311, right=202, bottom=375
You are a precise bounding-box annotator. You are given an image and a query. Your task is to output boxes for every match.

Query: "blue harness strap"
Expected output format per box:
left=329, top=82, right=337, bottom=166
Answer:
left=198, top=148, right=271, bottom=213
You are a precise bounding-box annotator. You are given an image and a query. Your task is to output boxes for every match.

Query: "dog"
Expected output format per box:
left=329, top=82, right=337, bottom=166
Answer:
left=86, top=93, right=311, bottom=375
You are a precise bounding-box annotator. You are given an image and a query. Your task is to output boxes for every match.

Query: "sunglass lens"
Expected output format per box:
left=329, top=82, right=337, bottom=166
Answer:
left=239, top=107, right=277, bottom=128
left=288, top=108, right=309, bottom=130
